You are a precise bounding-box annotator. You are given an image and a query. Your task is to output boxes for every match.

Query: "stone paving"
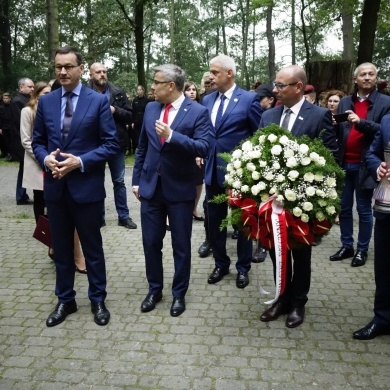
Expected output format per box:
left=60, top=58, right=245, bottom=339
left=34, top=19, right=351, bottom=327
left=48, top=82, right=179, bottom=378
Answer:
left=0, top=163, right=389, bottom=390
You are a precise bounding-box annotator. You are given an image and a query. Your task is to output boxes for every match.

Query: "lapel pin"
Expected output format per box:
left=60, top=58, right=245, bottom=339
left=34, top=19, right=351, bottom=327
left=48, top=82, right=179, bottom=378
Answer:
left=298, top=116, right=303, bottom=120
left=184, top=108, right=187, bottom=111
left=234, top=98, right=238, bottom=102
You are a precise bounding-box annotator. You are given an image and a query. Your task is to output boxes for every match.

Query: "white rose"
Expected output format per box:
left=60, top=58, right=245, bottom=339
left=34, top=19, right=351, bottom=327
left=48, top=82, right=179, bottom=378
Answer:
left=316, top=189, right=326, bottom=197
left=273, top=162, right=281, bottom=170
left=314, top=173, right=324, bottom=182
left=301, top=213, right=310, bottom=223
left=302, top=202, right=313, bottom=211
left=242, top=140, right=253, bottom=152
left=249, top=150, right=261, bottom=159
left=251, top=185, right=260, bottom=196
left=293, top=207, right=302, bottom=217
left=233, top=160, right=241, bottom=169
left=286, top=157, right=298, bottom=167
left=287, top=170, right=299, bottom=181
left=303, top=172, right=314, bottom=182
left=325, top=177, right=337, bottom=187
left=259, top=135, right=266, bottom=144
left=252, top=171, right=260, bottom=180
left=329, top=189, right=338, bottom=199
left=284, top=189, right=297, bottom=201
left=301, top=157, right=311, bottom=166
left=276, top=195, right=284, bottom=203
left=269, top=186, right=277, bottom=194
left=299, top=144, right=309, bottom=154
left=318, top=200, right=327, bottom=207
left=233, top=180, right=242, bottom=189
left=284, top=148, right=294, bottom=158
left=241, top=185, right=249, bottom=193
left=265, top=172, right=274, bottom=181
left=279, top=135, right=289, bottom=145
left=306, top=186, right=316, bottom=196
left=232, top=149, right=242, bottom=159
left=276, top=174, right=285, bottom=183
left=226, top=163, right=233, bottom=172
left=227, top=177, right=234, bottom=185
left=316, top=211, right=326, bottom=221
left=246, top=162, right=256, bottom=171
left=268, top=134, right=278, bottom=143
left=258, top=181, right=267, bottom=191
left=318, top=157, right=326, bottom=166
left=326, top=205, right=336, bottom=215
left=271, top=145, right=282, bottom=155
left=259, top=160, right=267, bottom=167
left=310, top=152, right=320, bottom=162
left=236, top=168, right=243, bottom=177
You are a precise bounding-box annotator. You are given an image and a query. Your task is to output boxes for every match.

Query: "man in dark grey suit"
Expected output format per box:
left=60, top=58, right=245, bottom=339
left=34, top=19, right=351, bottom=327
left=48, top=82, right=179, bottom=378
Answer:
left=258, top=65, right=339, bottom=328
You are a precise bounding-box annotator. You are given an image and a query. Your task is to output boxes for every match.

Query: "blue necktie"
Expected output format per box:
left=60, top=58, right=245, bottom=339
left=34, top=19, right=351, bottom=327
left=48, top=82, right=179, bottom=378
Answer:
left=215, top=94, right=226, bottom=128
left=62, top=92, right=74, bottom=141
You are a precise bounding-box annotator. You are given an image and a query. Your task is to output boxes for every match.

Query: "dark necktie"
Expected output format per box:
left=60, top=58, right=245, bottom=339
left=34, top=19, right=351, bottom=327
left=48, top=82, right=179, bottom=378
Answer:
left=161, top=103, right=172, bottom=144
left=62, top=92, right=74, bottom=141
left=215, top=94, right=226, bottom=128
left=281, top=108, right=292, bottom=130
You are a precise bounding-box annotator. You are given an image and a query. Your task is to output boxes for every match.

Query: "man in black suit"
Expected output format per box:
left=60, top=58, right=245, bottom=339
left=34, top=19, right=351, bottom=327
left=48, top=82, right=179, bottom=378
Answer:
left=259, top=65, right=338, bottom=328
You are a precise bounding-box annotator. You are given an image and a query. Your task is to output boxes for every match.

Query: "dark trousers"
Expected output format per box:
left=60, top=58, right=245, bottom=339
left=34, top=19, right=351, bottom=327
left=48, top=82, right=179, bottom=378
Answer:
left=269, top=245, right=312, bottom=308
left=16, top=159, right=28, bottom=202
left=47, top=188, right=106, bottom=303
left=373, top=215, right=390, bottom=326
left=140, top=179, right=194, bottom=298
left=33, top=189, right=45, bottom=223
left=205, top=176, right=252, bottom=273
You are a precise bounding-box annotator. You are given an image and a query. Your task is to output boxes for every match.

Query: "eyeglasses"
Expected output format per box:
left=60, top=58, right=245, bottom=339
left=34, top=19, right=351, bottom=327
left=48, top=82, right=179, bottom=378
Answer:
left=54, top=65, right=79, bottom=72
left=152, top=80, right=171, bottom=86
left=273, top=81, right=298, bottom=91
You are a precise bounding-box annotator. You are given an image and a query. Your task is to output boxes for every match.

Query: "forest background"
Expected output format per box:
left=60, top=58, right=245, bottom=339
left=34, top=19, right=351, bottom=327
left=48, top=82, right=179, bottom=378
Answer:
left=0, top=0, right=388, bottom=95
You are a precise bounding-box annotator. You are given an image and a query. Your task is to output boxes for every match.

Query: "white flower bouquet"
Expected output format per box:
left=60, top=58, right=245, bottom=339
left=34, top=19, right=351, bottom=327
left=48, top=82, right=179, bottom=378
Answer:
left=216, top=124, right=345, bottom=249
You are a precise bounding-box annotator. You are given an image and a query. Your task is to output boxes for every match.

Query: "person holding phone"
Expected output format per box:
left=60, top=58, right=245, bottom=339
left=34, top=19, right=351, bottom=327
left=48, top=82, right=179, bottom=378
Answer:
left=329, top=62, right=390, bottom=267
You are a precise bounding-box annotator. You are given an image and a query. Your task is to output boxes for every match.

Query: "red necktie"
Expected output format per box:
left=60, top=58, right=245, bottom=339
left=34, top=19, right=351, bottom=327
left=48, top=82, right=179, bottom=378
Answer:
left=161, top=103, right=172, bottom=144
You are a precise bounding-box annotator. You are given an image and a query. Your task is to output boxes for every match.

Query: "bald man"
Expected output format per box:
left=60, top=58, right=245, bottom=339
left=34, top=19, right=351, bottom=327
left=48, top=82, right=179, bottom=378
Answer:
left=89, top=63, right=136, bottom=229
left=258, top=65, right=338, bottom=328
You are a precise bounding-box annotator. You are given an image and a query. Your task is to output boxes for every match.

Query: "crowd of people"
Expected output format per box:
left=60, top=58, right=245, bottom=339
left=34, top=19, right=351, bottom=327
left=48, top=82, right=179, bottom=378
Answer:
left=1, top=47, right=390, bottom=341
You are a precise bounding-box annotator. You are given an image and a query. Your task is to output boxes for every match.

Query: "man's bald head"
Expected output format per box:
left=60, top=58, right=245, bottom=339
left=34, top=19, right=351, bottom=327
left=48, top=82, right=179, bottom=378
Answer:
left=89, top=63, right=108, bottom=90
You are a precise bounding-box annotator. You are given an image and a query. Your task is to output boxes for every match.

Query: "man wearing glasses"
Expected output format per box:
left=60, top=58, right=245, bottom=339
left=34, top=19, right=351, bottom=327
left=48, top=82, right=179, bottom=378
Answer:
left=258, top=65, right=338, bottom=328
left=32, top=46, right=120, bottom=327
left=132, top=64, right=210, bottom=317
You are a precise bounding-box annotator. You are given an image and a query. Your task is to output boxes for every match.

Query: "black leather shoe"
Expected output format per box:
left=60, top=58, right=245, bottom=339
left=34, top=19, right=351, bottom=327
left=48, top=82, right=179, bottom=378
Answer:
left=118, top=217, right=137, bottom=229
left=353, top=321, right=390, bottom=340
left=46, top=301, right=77, bottom=327
left=207, top=267, right=229, bottom=284
left=236, top=272, right=249, bottom=288
left=286, top=307, right=305, bottom=328
left=170, top=297, right=186, bottom=317
left=231, top=230, right=239, bottom=239
left=91, top=301, right=110, bottom=326
left=329, top=246, right=354, bottom=261
left=252, top=246, right=267, bottom=263
left=16, top=198, right=33, bottom=205
left=260, top=301, right=290, bottom=322
left=351, top=250, right=367, bottom=267
left=140, top=292, right=163, bottom=312
left=198, top=240, right=212, bottom=258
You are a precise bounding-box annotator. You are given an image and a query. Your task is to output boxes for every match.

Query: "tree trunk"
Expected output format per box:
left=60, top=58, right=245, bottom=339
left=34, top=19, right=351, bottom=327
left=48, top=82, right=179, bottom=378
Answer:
left=134, top=0, right=146, bottom=88
left=0, top=0, right=12, bottom=90
left=265, top=4, right=275, bottom=81
left=341, top=3, right=353, bottom=61
left=240, top=0, right=250, bottom=88
left=219, top=0, right=227, bottom=55
left=291, top=0, right=296, bottom=64
left=169, top=0, right=175, bottom=63
left=299, top=0, right=310, bottom=71
left=356, top=0, right=381, bottom=65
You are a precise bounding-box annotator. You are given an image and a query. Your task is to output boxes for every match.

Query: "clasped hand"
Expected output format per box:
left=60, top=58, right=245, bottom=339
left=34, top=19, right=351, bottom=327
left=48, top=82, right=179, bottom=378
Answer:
left=45, top=148, right=81, bottom=179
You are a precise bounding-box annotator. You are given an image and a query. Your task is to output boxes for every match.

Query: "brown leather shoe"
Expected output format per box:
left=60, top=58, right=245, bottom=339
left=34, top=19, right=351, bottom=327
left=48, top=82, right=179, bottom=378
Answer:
left=286, top=307, right=305, bottom=328
left=260, top=301, right=290, bottom=322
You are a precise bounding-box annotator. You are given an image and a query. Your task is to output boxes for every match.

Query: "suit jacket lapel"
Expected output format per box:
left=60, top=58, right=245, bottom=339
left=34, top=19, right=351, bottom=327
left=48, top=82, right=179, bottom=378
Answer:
left=170, top=97, right=191, bottom=130
left=216, top=86, right=241, bottom=133
left=52, top=89, right=62, bottom=143
left=291, top=100, right=310, bottom=137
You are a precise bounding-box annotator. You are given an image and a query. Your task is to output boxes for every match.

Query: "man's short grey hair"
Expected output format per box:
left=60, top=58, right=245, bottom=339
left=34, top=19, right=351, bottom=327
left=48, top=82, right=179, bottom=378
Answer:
left=354, top=62, right=377, bottom=77
left=18, top=78, right=32, bottom=88
left=154, top=64, right=185, bottom=91
left=210, top=55, right=236, bottom=76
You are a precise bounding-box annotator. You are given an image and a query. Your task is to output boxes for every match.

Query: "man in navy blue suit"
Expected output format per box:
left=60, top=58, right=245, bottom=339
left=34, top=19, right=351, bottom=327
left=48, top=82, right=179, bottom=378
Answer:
left=132, top=64, right=210, bottom=317
left=203, top=54, right=263, bottom=289
left=32, top=46, right=120, bottom=327
left=353, top=114, right=390, bottom=340
left=259, top=65, right=339, bottom=328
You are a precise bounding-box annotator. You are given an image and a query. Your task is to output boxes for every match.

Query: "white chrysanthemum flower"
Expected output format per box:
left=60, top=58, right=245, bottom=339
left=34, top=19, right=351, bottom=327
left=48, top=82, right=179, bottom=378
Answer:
left=246, top=162, right=256, bottom=171
left=233, top=160, right=241, bottom=169
left=249, top=150, right=261, bottom=159
left=329, top=189, right=338, bottom=199
left=316, top=211, right=326, bottom=221
left=268, top=134, right=278, bottom=143
left=264, top=172, right=274, bottom=181
left=303, top=172, right=314, bottom=182
left=227, top=177, right=234, bottom=185
left=299, top=144, right=309, bottom=154
left=316, top=189, right=326, bottom=197
left=284, top=189, right=297, bottom=201
left=259, top=135, right=266, bottom=144
left=306, top=186, right=316, bottom=196
left=318, top=157, right=326, bottom=166
left=236, top=168, right=243, bottom=177
left=258, top=181, right=267, bottom=191
left=310, top=152, right=320, bottom=163
left=251, top=184, right=261, bottom=196
left=226, top=163, right=233, bottom=172
left=301, top=157, right=311, bottom=166
left=232, top=149, right=242, bottom=159
left=279, top=135, right=289, bottom=145
left=318, top=200, right=327, bottom=207
left=271, top=145, right=283, bottom=155
left=301, top=213, right=310, bottom=223
left=259, top=160, right=267, bottom=167
left=241, top=185, right=249, bottom=193
left=273, top=162, right=281, bottom=170
left=326, top=205, right=336, bottom=215
left=276, top=174, right=285, bottom=183
left=232, top=180, right=241, bottom=189
left=314, top=173, right=324, bottom=182
left=284, top=148, right=294, bottom=158
left=302, top=202, right=313, bottom=211
left=252, top=171, right=260, bottom=180
left=325, top=177, right=337, bottom=187
left=286, top=157, right=298, bottom=167
left=287, top=170, right=299, bottom=181
left=269, top=186, right=277, bottom=194
left=242, top=140, right=253, bottom=152
left=293, top=207, right=302, bottom=217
